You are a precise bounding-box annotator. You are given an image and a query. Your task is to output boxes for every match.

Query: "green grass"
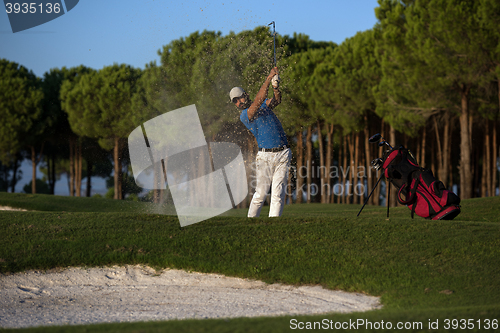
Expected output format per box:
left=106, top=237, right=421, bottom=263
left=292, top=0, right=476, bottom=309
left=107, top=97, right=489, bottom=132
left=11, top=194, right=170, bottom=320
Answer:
left=1, top=193, right=499, bottom=332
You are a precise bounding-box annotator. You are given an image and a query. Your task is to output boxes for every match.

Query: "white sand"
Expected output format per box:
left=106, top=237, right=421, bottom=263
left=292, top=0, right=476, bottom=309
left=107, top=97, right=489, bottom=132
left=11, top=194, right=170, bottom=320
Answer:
left=0, top=206, right=28, bottom=211
left=0, top=265, right=381, bottom=329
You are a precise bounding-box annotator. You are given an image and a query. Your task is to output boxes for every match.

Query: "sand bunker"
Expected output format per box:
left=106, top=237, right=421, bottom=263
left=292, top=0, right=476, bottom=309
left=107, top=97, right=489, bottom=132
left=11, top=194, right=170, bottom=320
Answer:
left=0, top=265, right=381, bottom=329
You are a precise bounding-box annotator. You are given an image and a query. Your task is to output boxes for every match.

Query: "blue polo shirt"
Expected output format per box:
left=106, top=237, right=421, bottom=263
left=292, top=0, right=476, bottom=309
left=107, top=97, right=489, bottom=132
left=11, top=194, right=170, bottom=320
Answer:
left=240, top=99, right=288, bottom=149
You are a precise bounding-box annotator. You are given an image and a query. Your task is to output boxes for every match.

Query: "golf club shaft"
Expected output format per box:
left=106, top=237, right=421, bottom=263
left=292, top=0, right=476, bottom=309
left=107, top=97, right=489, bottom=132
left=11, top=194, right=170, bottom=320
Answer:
left=273, top=29, right=276, bottom=67
left=269, top=21, right=276, bottom=67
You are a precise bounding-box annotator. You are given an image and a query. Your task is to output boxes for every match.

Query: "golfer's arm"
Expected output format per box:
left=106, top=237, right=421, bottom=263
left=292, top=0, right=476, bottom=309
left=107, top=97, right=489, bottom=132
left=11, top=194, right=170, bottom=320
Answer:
left=267, top=87, right=281, bottom=109
left=247, top=77, right=272, bottom=120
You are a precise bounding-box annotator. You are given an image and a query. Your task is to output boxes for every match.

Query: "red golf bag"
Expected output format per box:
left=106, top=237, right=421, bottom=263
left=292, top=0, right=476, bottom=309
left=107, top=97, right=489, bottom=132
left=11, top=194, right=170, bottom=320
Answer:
left=381, top=146, right=461, bottom=220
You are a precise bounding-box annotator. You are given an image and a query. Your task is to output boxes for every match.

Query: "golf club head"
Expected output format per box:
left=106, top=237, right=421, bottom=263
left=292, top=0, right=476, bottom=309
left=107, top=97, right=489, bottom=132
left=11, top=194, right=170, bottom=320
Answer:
left=369, top=133, right=382, bottom=143
left=379, top=140, right=394, bottom=149
left=371, top=158, right=383, bottom=170
left=268, top=21, right=275, bottom=32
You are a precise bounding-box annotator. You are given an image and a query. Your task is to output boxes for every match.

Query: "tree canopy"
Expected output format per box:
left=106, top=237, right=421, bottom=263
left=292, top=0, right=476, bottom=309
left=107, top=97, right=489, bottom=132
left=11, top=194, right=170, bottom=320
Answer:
left=0, top=59, right=43, bottom=164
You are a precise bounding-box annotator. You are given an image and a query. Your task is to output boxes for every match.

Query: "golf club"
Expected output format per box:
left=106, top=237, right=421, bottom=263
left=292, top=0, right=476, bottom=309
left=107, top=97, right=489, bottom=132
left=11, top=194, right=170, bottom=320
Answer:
left=358, top=133, right=394, bottom=218
left=268, top=21, right=276, bottom=67
left=369, top=133, right=393, bottom=149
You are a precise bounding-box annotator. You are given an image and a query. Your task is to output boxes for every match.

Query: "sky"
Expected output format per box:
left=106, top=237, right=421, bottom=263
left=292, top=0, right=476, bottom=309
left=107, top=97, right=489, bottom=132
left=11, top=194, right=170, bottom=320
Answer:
left=1, top=0, right=380, bottom=195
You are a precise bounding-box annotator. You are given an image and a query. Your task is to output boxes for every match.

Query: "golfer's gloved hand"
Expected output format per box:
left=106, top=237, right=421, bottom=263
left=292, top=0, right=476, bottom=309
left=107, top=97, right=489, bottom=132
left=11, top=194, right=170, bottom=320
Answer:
left=271, top=74, right=280, bottom=88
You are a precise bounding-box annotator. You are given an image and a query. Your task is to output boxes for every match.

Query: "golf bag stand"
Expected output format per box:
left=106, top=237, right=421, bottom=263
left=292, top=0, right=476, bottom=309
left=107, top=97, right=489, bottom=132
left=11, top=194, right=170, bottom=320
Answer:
left=357, top=134, right=461, bottom=220
left=357, top=173, right=384, bottom=217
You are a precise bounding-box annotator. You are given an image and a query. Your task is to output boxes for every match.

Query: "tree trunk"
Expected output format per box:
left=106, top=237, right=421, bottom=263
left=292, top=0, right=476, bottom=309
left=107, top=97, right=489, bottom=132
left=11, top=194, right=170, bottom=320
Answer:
left=30, top=142, right=45, bottom=194
left=449, top=151, right=453, bottom=192
left=0, top=164, right=6, bottom=190
left=495, top=79, right=500, bottom=195
left=197, top=149, right=205, bottom=207
left=325, top=124, right=334, bottom=204
left=113, top=137, right=123, bottom=200
left=296, top=129, right=304, bottom=204
left=80, top=143, right=83, bottom=196
left=485, top=121, right=492, bottom=197
left=416, top=130, right=421, bottom=166
left=353, top=132, right=360, bottom=204
left=342, top=134, right=348, bottom=204
left=390, top=125, right=396, bottom=147
left=86, top=159, right=92, bottom=197
left=46, top=153, right=52, bottom=194
left=433, top=116, right=444, bottom=184
left=306, top=125, right=312, bottom=203
left=448, top=119, right=454, bottom=190
left=10, top=155, right=19, bottom=193
left=364, top=117, right=372, bottom=205
left=69, top=137, right=75, bottom=197
left=374, top=121, right=384, bottom=206
left=50, top=153, right=56, bottom=194
left=287, top=168, right=293, bottom=205
left=153, top=149, right=164, bottom=203
left=421, top=126, right=427, bottom=168
left=473, top=142, right=480, bottom=198
left=347, top=133, right=355, bottom=204
left=481, top=133, right=487, bottom=197
left=75, top=141, right=82, bottom=197
left=161, top=158, right=168, bottom=205
left=31, top=146, right=36, bottom=194
left=493, top=121, right=498, bottom=196
left=317, top=121, right=325, bottom=203
left=442, top=114, right=450, bottom=187
left=431, top=136, right=435, bottom=179
left=459, top=86, right=472, bottom=199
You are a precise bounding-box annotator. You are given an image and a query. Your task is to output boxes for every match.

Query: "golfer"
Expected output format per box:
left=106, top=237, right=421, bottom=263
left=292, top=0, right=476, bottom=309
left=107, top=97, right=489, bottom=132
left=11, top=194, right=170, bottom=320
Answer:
left=230, top=67, right=291, bottom=217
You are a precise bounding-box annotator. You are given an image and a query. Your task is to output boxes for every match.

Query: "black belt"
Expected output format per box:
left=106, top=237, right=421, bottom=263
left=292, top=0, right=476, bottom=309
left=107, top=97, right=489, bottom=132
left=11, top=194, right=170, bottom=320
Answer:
left=258, top=145, right=289, bottom=152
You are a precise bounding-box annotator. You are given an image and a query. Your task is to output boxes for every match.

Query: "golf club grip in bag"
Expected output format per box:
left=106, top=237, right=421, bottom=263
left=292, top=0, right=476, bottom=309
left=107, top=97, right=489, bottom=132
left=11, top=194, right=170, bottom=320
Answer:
left=382, top=146, right=461, bottom=220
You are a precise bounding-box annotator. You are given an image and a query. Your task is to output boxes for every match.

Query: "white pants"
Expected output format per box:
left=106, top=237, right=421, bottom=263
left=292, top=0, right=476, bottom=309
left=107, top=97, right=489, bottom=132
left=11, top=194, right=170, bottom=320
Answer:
left=248, top=148, right=291, bottom=217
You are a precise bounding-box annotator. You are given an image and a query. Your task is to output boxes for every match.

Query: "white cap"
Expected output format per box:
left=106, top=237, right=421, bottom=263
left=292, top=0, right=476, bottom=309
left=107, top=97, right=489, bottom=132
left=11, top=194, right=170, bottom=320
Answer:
left=229, top=87, right=245, bottom=101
